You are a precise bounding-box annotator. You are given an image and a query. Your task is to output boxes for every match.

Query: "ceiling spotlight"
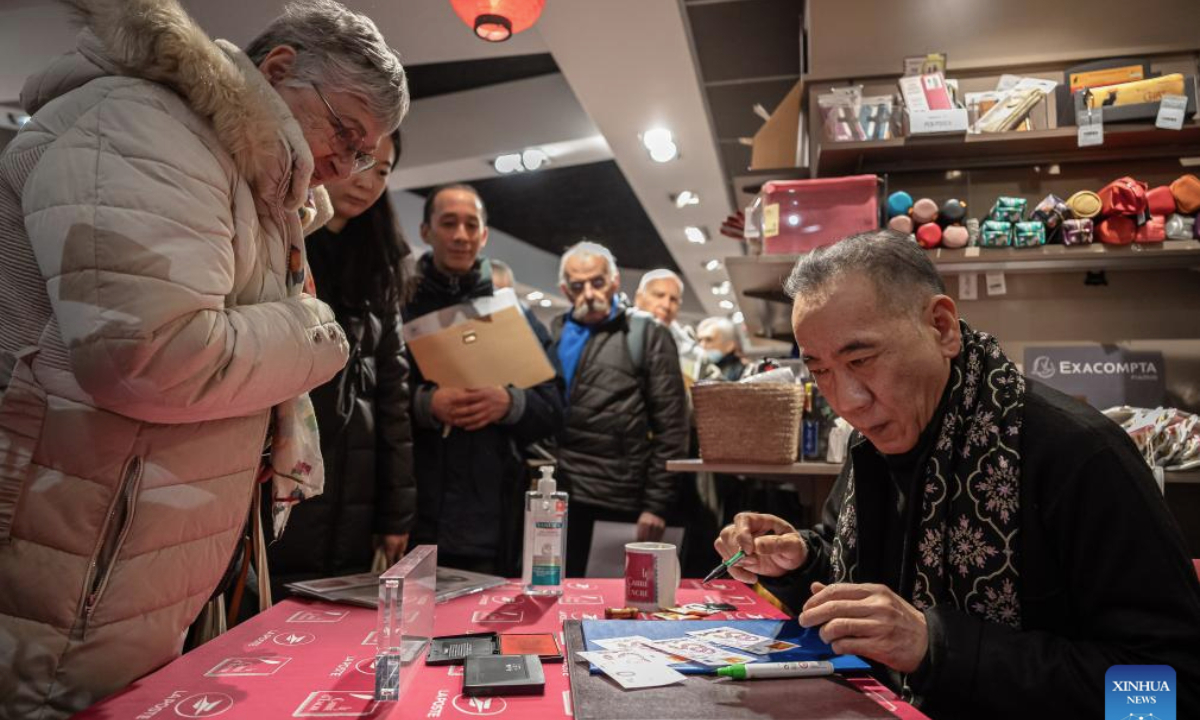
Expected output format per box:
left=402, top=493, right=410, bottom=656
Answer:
left=522, top=148, right=549, bottom=171
left=642, top=127, right=679, bottom=163
left=731, top=311, right=745, bottom=324
left=526, top=290, right=545, bottom=301
left=711, top=281, right=732, bottom=296
left=685, top=226, right=709, bottom=244
left=673, top=190, right=700, bottom=208
left=539, top=298, right=553, bottom=308
left=718, top=299, right=735, bottom=310
left=649, top=142, right=678, bottom=163
left=495, top=147, right=551, bottom=174
left=643, top=128, right=672, bottom=148
left=494, top=153, right=522, bottom=174
left=704, top=259, right=723, bottom=272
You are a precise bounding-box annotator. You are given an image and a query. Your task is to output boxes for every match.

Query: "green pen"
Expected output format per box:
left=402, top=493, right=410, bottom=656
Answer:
left=717, top=661, right=835, bottom=680
left=701, top=549, right=745, bottom=584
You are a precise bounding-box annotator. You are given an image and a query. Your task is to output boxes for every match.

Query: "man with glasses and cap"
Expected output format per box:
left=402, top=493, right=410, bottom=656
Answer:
left=550, top=241, right=690, bottom=576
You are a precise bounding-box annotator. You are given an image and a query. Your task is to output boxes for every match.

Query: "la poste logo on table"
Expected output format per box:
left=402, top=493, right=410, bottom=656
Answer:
left=1106, top=665, right=1175, bottom=719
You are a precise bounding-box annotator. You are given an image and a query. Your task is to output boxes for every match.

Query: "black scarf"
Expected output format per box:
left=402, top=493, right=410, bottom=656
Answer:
left=830, top=321, right=1025, bottom=628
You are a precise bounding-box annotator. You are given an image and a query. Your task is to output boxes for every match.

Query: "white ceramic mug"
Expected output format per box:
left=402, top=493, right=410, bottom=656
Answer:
left=624, top=542, right=680, bottom=611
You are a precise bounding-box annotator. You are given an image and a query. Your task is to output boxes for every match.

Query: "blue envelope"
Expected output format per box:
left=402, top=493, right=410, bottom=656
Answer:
left=580, top=619, right=872, bottom=675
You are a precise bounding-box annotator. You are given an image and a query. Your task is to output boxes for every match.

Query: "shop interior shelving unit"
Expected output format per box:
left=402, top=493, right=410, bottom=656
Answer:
left=713, top=50, right=1200, bottom=546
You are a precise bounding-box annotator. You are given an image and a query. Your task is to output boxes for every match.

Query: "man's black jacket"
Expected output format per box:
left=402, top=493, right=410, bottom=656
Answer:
left=403, top=255, right=563, bottom=572
left=763, top=379, right=1200, bottom=719
left=550, top=305, right=689, bottom=516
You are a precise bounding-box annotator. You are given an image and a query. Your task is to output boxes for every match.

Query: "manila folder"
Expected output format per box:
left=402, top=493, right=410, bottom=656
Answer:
left=404, top=288, right=554, bottom=389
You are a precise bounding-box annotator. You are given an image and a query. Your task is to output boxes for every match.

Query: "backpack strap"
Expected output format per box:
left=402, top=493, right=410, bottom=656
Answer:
left=625, top=310, right=652, bottom=375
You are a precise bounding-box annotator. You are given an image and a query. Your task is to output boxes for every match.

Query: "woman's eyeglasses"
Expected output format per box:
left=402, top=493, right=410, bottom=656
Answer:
left=311, top=83, right=376, bottom=174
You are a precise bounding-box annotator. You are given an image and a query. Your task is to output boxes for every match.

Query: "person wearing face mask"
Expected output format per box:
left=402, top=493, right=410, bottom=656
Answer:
left=268, top=129, right=415, bottom=595
left=696, top=317, right=748, bottom=382
left=402, top=185, right=563, bottom=576
left=550, top=242, right=690, bottom=576
left=0, top=0, right=407, bottom=716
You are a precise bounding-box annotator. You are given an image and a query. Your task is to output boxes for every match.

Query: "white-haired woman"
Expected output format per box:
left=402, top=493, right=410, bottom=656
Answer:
left=0, top=0, right=407, bottom=716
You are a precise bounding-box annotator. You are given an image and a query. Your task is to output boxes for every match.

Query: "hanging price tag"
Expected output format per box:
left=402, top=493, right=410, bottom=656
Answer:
left=958, top=273, right=978, bottom=301
left=1156, top=94, right=1188, bottom=131
left=1077, top=108, right=1104, bottom=147
left=985, top=271, right=1007, bottom=296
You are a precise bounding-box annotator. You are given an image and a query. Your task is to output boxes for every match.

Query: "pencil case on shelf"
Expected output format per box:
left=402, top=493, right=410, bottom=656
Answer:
left=988, top=197, right=1026, bottom=223
left=1062, top=218, right=1094, bottom=246
left=980, top=220, right=1013, bottom=247
left=1013, top=221, right=1047, bottom=248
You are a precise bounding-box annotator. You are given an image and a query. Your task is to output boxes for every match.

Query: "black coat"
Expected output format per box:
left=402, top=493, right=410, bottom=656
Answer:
left=269, top=227, right=415, bottom=586
left=402, top=255, right=563, bottom=574
left=763, top=379, right=1200, bottom=719
left=550, top=306, right=690, bottom=516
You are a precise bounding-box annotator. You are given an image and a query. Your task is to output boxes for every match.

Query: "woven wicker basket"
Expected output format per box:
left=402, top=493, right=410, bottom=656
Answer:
left=692, top=383, right=805, bottom=464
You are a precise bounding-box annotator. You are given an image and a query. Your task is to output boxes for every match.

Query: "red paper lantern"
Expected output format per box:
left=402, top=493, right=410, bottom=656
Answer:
left=449, top=0, right=545, bottom=42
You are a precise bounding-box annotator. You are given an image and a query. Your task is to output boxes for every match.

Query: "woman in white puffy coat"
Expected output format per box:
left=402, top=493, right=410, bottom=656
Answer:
left=0, top=1, right=407, bottom=717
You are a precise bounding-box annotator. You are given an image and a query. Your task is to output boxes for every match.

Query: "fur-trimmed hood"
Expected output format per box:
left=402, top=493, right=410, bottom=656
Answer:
left=23, top=0, right=316, bottom=212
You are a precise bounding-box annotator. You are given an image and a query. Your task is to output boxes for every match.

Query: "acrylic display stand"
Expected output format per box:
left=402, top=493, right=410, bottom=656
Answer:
left=374, top=545, right=437, bottom=701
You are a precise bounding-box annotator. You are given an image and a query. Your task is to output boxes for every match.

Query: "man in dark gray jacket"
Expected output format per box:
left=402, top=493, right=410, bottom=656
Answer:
left=550, top=242, right=690, bottom=576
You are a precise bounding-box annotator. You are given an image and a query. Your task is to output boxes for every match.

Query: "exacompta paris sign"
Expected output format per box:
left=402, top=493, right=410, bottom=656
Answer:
left=1023, top=346, right=1165, bottom=410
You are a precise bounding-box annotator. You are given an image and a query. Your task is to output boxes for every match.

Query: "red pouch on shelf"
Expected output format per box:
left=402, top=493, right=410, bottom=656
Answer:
left=1171, top=174, right=1200, bottom=214
left=1146, top=186, right=1177, bottom=216
left=1096, top=215, right=1136, bottom=244
left=916, top=222, right=943, bottom=248
left=1135, top=216, right=1166, bottom=243
left=1098, top=177, right=1148, bottom=217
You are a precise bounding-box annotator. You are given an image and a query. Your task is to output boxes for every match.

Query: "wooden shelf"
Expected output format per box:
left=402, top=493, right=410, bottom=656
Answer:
left=670, top=462, right=1197, bottom=483
left=1165, top=470, right=1200, bottom=485
left=667, top=459, right=842, bottom=476
left=732, top=241, right=1200, bottom=304
left=928, top=240, right=1200, bottom=274
left=728, top=243, right=1200, bottom=340
left=815, top=122, right=1200, bottom=177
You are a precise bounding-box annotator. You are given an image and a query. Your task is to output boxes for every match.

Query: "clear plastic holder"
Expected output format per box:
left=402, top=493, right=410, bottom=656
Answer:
left=374, top=545, right=437, bottom=702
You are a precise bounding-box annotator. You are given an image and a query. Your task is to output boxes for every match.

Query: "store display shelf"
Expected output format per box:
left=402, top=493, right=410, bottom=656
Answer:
left=731, top=241, right=1200, bottom=307
left=1165, top=469, right=1200, bottom=485
left=927, top=240, right=1200, bottom=274
left=815, top=122, right=1200, bottom=177
left=667, top=459, right=842, bottom=476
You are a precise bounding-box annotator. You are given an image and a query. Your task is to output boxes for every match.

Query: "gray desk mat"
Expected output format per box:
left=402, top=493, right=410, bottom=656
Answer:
left=563, top=620, right=899, bottom=719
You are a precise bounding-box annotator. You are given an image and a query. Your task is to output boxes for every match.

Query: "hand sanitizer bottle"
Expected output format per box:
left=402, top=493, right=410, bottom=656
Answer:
left=522, top=465, right=568, bottom=596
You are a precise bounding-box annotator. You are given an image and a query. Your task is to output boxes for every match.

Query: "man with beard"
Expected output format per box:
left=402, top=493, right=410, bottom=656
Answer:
left=550, top=242, right=690, bottom=576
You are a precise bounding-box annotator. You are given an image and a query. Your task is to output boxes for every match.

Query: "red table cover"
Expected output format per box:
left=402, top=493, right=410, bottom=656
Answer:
left=72, top=578, right=927, bottom=719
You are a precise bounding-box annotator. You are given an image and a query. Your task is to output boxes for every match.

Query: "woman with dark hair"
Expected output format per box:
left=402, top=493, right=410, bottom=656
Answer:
left=268, top=129, right=417, bottom=592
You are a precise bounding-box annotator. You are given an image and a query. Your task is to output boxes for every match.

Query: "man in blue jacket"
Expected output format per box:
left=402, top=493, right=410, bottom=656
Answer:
left=403, top=184, right=563, bottom=575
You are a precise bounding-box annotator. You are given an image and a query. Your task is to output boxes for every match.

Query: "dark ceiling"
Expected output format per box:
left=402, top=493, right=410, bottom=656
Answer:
left=684, top=0, right=804, bottom=207
left=406, top=53, right=560, bottom=100
left=405, top=53, right=681, bottom=275
left=413, top=159, right=680, bottom=273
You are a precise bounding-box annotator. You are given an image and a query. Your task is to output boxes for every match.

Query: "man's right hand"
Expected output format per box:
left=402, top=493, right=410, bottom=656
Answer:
left=713, top=512, right=808, bottom=584
left=430, top=387, right=471, bottom=427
